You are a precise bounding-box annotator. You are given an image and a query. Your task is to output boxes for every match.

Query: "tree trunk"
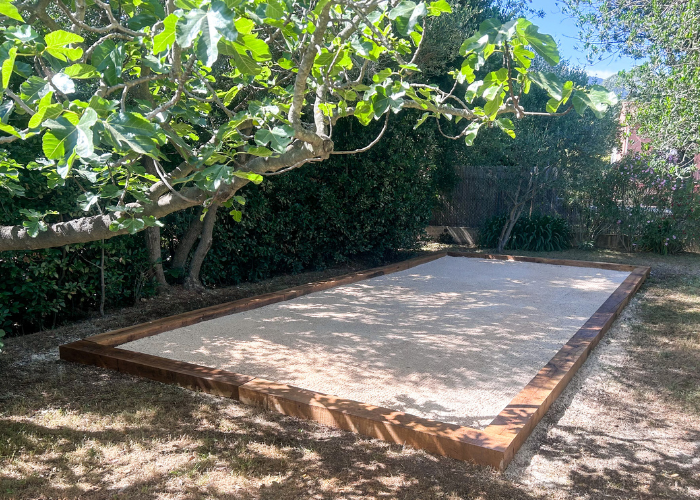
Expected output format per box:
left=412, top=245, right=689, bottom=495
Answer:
left=184, top=204, right=219, bottom=290
left=497, top=204, right=524, bottom=253
left=171, top=207, right=204, bottom=281
left=144, top=226, right=169, bottom=287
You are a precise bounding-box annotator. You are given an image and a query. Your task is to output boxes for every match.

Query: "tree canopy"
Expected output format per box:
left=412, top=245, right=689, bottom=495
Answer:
left=0, top=0, right=617, bottom=252
left=566, top=0, right=699, bottom=160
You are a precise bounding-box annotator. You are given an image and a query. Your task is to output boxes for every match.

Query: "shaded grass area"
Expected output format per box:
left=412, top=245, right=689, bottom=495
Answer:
left=1, top=246, right=699, bottom=499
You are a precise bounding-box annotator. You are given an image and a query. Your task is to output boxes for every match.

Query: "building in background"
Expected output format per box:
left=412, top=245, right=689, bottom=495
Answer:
left=611, top=102, right=700, bottom=180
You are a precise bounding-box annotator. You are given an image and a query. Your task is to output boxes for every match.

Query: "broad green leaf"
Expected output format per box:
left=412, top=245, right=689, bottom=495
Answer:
left=28, top=91, right=53, bottom=128
left=63, top=63, right=99, bottom=79
left=3, top=25, right=37, bottom=42
left=372, top=68, right=392, bottom=84
left=1, top=46, right=16, bottom=89
left=254, top=125, right=294, bottom=153
left=104, top=111, right=164, bottom=156
left=91, top=40, right=125, bottom=86
left=414, top=112, right=430, bottom=129
left=354, top=100, right=373, bottom=126
left=176, top=9, right=208, bottom=48
left=529, top=71, right=564, bottom=100
left=427, top=0, right=451, bottom=16
left=0, top=0, right=23, bottom=21
left=483, top=90, right=504, bottom=118
left=230, top=49, right=260, bottom=75
left=495, top=117, right=515, bottom=138
left=75, top=107, right=98, bottom=158
left=77, top=192, right=100, bottom=211
left=234, top=34, right=270, bottom=61
left=232, top=170, right=262, bottom=184
left=512, top=44, right=534, bottom=68
left=460, top=33, right=489, bottom=56
left=463, top=122, right=481, bottom=146
left=23, top=218, right=46, bottom=237
left=393, top=1, right=427, bottom=36
left=153, top=13, right=178, bottom=54
left=229, top=209, right=242, bottom=222
left=42, top=116, right=78, bottom=162
left=20, top=75, right=47, bottom=104
left=571, top=86, right=618, bottom=118
left=520, top=24, right=559, bottom=66
left=44, top=30, right=84, bottom=62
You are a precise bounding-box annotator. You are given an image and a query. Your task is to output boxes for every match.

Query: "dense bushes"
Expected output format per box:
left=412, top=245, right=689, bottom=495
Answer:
left=480, top=214, right=571, bottom=252
left=566, top=153, right=700, bottom=254
left=0, top=113, right=457, bottom=334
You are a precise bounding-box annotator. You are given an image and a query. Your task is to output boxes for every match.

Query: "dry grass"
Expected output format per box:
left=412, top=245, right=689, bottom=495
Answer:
left=1, top=246, right=699, bottom=499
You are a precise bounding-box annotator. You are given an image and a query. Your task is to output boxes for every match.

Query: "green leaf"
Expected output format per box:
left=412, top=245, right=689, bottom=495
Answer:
left=463, top=122, right=481, bottom=146
left=372, top=68, right=392, bottom=84
left=254, top=125, right=294, bottom=154
left=245, top=146, right=272, bottom=157
left=571, top=86, right=618, bottom=118
left=44, top=30, right=84, bottom=62
left=23, top=218, right=46, bottom=237
left=354, top=100, right=373, bottom=126
left=495, top=117, right=515, bottom=138
left=232, top=170, right=262, bottom=184
left=63, top=63, right=99, bottom=79
left=230, top=49, right=260, bottom=75
left=176, top=9, right=207, bottom=48
left=77, top=191, right=100, bottom=211
left=414, top=112, right=430, bottom=129
left=427, top=0, right=451, bottom=16
left=520, top=23, right=559, bottom=66
left=1, top=46, right=16, bottom=89
left=75, top=107, right=98, bottom=158
left=229, top=209, right=242, bottom=222
left=153, top=13, right=178, bottom=54
left=0, top=0, right=24, bottom=21
left=392, top=1, right=427, bottom=36
left=42, top=116, right=78, bottom=163
left=28, top=91, right=53, bottom=128
left=529, top=71, right=564, bottom=100
left=104, top=111, right=164, bottom=156
left=91, top=40, right=125, bottom=86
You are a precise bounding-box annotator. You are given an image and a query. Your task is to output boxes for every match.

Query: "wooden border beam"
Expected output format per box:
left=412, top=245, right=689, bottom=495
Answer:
left=59, top=252, right=649, bottom=471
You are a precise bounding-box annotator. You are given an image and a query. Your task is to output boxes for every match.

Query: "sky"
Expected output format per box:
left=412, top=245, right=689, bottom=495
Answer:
left=530, top=0, right=639, bottom=79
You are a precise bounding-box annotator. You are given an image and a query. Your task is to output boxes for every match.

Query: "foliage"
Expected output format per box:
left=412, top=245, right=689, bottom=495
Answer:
left=585, top=153, right=700, bottom=254
left=480, top=213, right=571, bottom=251
left=0, top=0, right=617, bottom=252
left=565, top=0, right=700, bottom=157
left=0, top=110, right=456, bottom=333
left=0, top=236, right=157, bottom=334
left=174, top=112, right=456, bottom=284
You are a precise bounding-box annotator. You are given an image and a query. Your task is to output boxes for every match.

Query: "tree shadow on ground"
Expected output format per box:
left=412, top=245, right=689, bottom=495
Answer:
left=507, top=271, right=700, bottom=499
left=0, top=359, right=542, bottom=500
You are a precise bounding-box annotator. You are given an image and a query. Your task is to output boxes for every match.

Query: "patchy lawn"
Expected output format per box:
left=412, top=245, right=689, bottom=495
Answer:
left=1, top=247, right=699, bottom=499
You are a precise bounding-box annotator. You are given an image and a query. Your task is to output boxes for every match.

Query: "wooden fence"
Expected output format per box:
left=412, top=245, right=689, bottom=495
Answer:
left=430, top=166, right=564, bottom=228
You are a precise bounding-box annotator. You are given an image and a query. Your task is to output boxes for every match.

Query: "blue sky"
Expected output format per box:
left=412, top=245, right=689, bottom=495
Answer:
left=530, top=0, right=639, bottom=79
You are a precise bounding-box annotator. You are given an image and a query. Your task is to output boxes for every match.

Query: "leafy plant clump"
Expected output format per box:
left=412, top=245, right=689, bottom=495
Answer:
left=480, top=213, right=571, bottom=251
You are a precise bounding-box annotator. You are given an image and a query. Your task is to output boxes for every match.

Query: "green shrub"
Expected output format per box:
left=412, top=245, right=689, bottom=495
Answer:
left=0, top=112, right=458, bottom=333
left=0, top=237, right=156, bottom=335
left=480, top=214, right=571, bottom=252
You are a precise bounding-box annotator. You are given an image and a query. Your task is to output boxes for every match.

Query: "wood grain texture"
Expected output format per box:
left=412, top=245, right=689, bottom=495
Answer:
left=238, top=378, right=510, bottom=469
left=446, top=251, right=639, bottom=272
left=484, top=265, right=650, bottom=461
left=60, top=340, right=254, bottom=398
left=60, top=253, right=649, bottom=471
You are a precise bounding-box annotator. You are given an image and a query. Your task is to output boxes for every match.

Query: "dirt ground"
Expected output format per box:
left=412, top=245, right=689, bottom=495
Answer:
left=1, top=247, right=699, bottom=499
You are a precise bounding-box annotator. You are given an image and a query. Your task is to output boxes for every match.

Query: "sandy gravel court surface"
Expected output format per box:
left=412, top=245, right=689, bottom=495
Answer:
left=121, top=256, right=630, bottom=428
